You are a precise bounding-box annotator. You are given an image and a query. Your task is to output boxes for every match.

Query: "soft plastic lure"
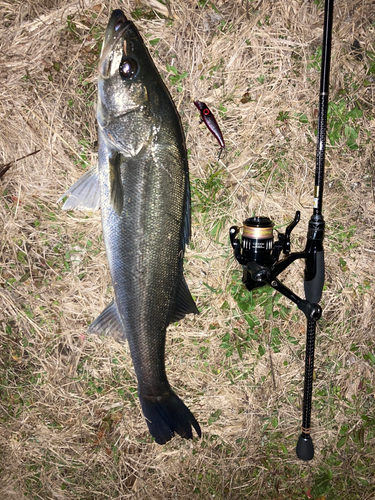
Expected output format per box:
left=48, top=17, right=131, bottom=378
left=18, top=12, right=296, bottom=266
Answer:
left=194, top=100, right=225, bottom=157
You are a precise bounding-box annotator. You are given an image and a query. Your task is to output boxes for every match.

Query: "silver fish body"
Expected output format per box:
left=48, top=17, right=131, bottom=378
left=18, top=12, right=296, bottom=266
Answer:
left=59, top=10, right=200, bottom=444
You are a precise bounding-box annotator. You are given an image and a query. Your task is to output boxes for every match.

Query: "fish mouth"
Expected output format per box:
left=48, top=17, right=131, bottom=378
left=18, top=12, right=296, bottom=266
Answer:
left=98, top=9, right=132, bottom=78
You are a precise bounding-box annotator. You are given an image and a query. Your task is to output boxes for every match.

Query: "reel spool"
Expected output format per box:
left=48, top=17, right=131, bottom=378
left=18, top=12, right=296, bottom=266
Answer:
left=241, top=217, right=274, bottom=267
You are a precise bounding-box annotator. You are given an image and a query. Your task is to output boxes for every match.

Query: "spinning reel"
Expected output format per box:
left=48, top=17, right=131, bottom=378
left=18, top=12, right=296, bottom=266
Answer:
left=229, top=0, right=334, bottom=461
left=230, top=213, right=323, bottom=322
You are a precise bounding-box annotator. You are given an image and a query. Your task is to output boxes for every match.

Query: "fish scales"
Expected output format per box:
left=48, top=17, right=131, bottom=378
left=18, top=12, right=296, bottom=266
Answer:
left=59, top=10, right=201, bottom=444
left=100, top=146, right=185, bottom=388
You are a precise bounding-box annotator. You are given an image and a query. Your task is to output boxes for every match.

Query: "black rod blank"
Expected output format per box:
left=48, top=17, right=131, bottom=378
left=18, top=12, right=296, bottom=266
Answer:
left=313, top=0, right=334, bottom=216
left=296, top=320, right=317, bottom=460
left=296, top=0, right=334, bottom=461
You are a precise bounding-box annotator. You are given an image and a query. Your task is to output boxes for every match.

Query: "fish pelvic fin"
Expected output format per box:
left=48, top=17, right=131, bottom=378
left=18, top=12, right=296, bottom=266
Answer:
left=109, top=152, right=124, bottom=216
left=169, top=275, right=199, bottom=324
left=140, top=390, right=201, bottom=445
left=57, top=164, right=101, bottom=211
left=88, top=299, right=127, bottom=342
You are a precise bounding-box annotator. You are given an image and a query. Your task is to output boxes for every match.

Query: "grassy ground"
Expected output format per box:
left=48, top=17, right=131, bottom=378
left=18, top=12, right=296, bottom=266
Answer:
left=0, top=0, right=375, bottom=498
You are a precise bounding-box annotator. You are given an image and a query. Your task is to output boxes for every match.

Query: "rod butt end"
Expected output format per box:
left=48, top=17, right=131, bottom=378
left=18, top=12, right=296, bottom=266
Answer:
left=296, top=434, right=314, bottom=461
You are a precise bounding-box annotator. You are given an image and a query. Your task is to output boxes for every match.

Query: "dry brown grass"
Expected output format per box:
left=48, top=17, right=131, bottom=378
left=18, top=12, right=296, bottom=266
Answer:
left=1, top=0, right=375, bottom=498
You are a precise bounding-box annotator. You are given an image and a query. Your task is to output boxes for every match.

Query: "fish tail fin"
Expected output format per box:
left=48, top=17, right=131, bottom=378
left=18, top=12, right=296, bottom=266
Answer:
left=139, top=390, right=201, bottom=445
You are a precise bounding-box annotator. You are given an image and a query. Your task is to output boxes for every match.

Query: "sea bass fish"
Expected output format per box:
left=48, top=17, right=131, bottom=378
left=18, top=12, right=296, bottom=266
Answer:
left=59, top=10, right=201, bottom=444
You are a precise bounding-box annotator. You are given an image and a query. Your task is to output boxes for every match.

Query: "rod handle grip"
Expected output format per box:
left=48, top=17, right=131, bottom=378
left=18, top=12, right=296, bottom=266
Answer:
left=304, top=250, right=324, bottom=304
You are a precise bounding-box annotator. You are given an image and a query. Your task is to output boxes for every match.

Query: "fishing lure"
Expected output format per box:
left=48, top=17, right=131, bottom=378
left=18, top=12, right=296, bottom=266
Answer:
left=0, top=150, right=40, bottom=180
left=194, top=100, right=225, bottom=158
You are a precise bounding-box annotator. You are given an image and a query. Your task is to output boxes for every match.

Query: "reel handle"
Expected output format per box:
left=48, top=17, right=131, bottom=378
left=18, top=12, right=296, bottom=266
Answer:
left=283, top=211, right=300, bottom=254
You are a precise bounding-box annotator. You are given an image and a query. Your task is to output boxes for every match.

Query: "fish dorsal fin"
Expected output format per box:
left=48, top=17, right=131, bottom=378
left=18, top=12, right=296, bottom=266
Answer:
left=169, top=275, right=199, bottom=324
left=57, top=164, right=100, bottom=211
left=88, top=299, right=127, bottom=343
left=109, top=152, right=124, bottom=216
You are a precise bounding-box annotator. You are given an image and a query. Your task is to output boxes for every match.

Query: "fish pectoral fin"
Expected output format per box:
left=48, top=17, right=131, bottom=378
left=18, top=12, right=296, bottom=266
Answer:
left=169, top=276, right=199, bottom=324
left=57, top=163, right=101, bottom=211
left=109, top=152, right=124, bottom=216
left=88, top=299, right=127, bottom=342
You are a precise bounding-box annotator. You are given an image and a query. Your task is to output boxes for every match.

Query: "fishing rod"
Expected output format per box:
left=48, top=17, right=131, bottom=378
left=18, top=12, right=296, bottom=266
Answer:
left=229, top=0, right=334, bottom=461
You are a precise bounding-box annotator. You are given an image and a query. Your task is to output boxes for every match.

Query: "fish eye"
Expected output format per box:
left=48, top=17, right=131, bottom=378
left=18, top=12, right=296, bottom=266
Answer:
left=119, top=58, right=138, bottom=79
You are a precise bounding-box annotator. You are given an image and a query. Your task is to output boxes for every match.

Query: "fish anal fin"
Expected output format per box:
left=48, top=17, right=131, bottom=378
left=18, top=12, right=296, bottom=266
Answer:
left=169, top=276, right=199, bottom=324
left=88, top=299, right=127, bottom=342
left=57, top=164, right=100, bottom=211
left=109, top=152, right=124, bottom=216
